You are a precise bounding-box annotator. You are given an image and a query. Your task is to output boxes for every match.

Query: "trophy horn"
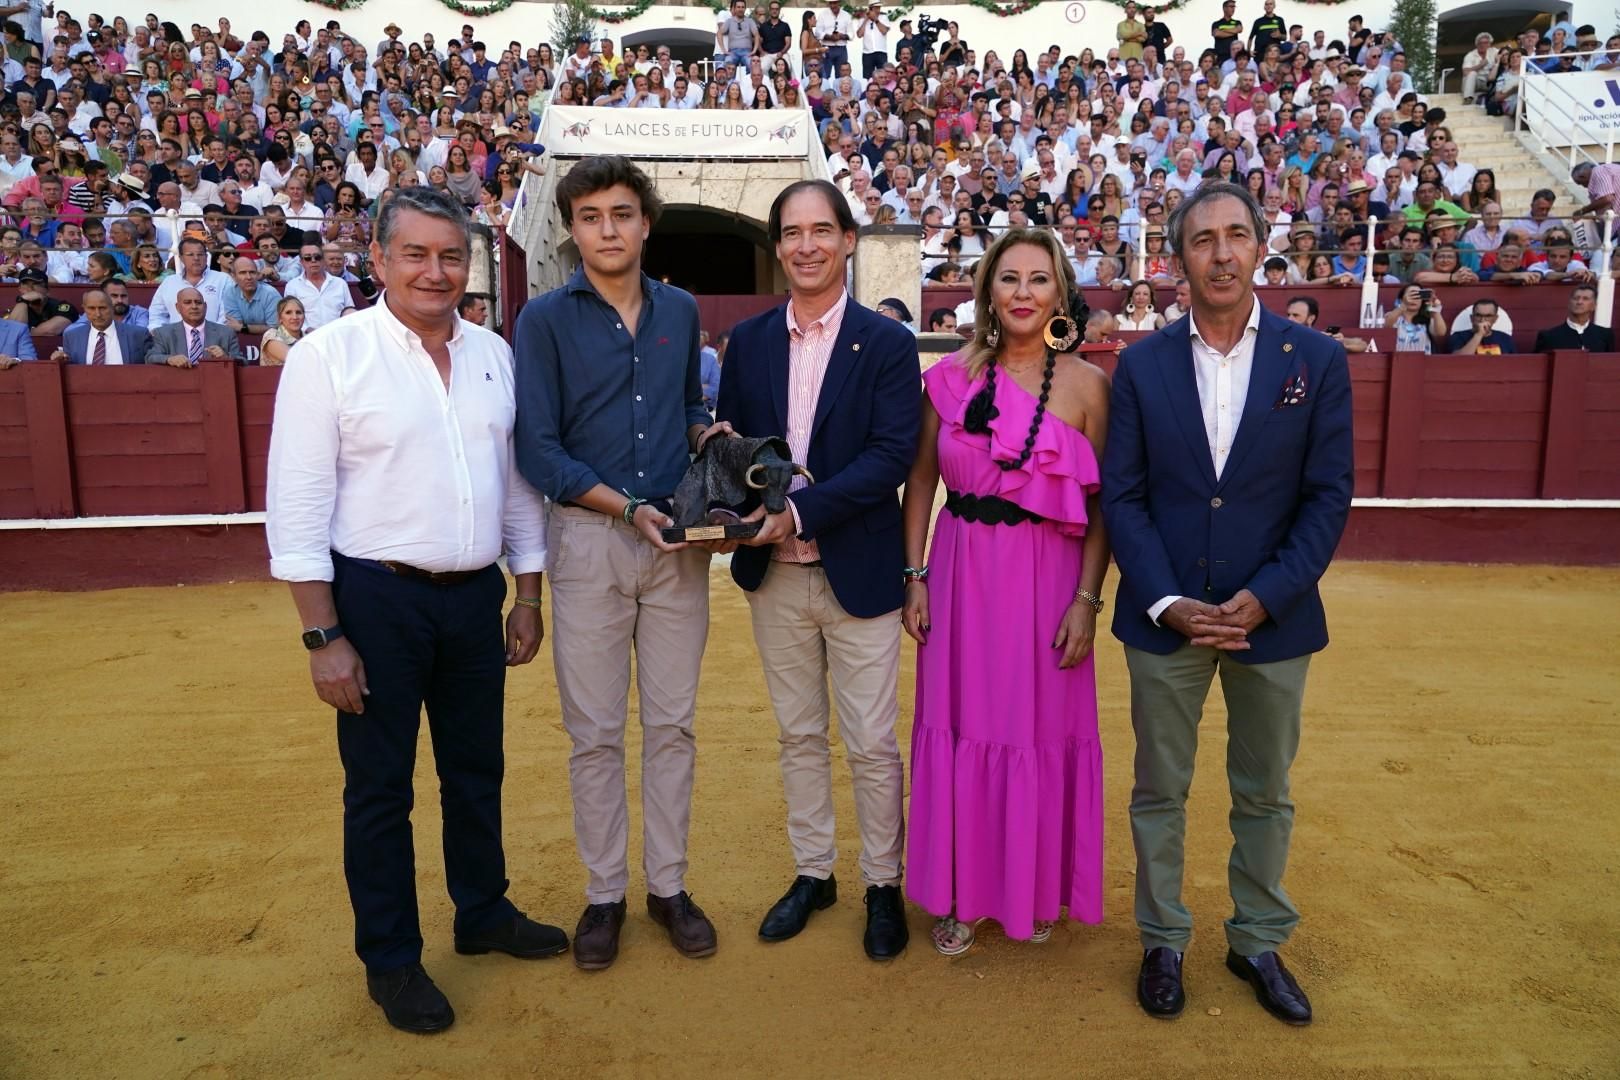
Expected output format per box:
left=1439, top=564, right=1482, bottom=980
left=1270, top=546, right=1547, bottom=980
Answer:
left=744, top=463, right=768, bottom=489
left=792, top=465, right=816, bottom=484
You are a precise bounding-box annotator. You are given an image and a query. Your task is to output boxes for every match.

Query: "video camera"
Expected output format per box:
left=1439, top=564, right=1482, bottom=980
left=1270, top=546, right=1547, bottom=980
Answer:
left=914, top=13, right=946, bottom=51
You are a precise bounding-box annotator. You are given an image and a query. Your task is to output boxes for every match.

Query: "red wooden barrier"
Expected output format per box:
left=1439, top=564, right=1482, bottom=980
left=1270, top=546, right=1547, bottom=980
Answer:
left=1, top=351, right=1617, bottom=526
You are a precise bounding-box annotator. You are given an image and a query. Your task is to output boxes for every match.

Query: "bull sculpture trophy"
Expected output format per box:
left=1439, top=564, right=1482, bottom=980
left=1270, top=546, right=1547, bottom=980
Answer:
left=661, top=435, right=815, bottom=544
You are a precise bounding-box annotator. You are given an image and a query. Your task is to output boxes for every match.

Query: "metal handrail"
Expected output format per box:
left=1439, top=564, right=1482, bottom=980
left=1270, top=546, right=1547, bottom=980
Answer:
left=1438, top=67, right=1455, bottom=95
left=1516, top=63, right=1618, bottom=173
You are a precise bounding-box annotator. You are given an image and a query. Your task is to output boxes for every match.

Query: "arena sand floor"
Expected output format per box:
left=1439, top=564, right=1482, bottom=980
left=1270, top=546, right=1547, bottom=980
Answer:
left=1, top=562, right=1617, bottom=1079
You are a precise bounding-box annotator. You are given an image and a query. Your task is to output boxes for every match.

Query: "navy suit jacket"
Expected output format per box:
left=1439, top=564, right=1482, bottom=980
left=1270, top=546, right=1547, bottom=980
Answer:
left=1101, top=304, right=1354, bottom=664
left=60, top=321, right=151, bottom=365
left=715, top=297, right=921, bottom=619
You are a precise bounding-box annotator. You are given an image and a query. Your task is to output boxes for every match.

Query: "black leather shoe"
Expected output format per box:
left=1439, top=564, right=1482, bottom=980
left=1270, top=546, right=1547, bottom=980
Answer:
left=455, top=914, right=569, bottom=959
left=759, top=874, right=838, bottom=941
left=862, top=884, right=908, bottom=960
left=1226, top=949, right=1313, bottom=1025
left=366, top=963, right=454, bottom=1034
left=1137, top=947, right=1186, bottom=1019
left=573, top=900, right=627, bottom=971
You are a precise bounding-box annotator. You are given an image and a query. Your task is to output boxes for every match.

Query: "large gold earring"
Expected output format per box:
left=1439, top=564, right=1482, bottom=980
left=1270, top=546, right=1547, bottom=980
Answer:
left=1043, top=313, right=1078, bottom=352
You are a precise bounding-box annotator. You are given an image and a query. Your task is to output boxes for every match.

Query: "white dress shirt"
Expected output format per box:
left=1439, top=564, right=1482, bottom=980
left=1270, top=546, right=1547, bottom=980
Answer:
left=87, top=324, right=125, bottom=365
left=1148, top=296, right=1261, bottom=624
left=149, top=268, right=233, bottom=327
left=286, top=272, right=354, bottom=330
left=266, top=297, right=546, bottom=583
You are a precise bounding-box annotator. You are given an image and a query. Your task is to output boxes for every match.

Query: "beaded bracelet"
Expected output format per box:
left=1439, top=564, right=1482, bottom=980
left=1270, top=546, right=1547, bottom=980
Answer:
left=622, top=497, right=647, bottom=526
left=514, top=597, right=542, bottom=610
left=902, top=565, right=929, bottom=582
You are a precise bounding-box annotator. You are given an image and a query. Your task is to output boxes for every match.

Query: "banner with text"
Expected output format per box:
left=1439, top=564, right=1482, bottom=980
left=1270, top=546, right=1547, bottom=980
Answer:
left=541, top=106, right=813, bottom=159
left=1522, top=70, right=1620, bottom=148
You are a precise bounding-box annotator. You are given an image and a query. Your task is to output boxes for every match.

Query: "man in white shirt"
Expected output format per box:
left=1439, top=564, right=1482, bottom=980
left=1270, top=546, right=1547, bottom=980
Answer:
left=345, top=141, right=391, bottom=202
left=266, top=186, right=565, bottom=1036
left=286, top=242, right=358, bottom=329
left=1435, top=141, right=1476, bottom=200
left=855, top=2, right=889, bottom=78
left=816, top=0, right=855, bottom=76
left=149, top=237, right=233, bottom=327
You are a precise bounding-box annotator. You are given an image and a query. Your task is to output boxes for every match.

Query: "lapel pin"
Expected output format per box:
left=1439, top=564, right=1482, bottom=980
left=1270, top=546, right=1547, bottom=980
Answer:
left=852, top=343, right=861, bottom=351
left=1282, top=342, right=1293, bottom=352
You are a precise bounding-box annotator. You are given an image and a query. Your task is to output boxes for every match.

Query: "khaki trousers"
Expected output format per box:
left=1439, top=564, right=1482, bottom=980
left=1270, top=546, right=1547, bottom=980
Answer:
left=547, top=505, right=711, bottom=903
left=1124, top=643, right=1311, bottom=957
left=745, top=562, right=904, bottom=887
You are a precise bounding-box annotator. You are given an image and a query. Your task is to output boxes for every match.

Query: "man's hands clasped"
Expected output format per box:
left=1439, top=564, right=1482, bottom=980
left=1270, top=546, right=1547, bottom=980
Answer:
left=1159, top=589, right=1270, bottom=651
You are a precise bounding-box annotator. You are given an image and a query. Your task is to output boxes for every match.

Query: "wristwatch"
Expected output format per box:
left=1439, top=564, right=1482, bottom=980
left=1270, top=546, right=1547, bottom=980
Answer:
left=301, top=624, right=345, bottom=651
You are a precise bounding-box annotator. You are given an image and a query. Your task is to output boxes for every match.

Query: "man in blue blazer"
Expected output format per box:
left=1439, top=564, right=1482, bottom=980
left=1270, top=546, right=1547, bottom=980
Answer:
left=0, top=313, right=37, bottom=368
left=710, top=179, right=920, bottom=961
left=52, top=290, right=152, bottom=365
left=1101, top=183, right=1353, bottom=1027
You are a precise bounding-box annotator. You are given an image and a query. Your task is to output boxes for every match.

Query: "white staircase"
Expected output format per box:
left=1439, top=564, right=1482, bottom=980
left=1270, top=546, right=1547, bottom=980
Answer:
left=1428, top=93, right=1586, bottom=216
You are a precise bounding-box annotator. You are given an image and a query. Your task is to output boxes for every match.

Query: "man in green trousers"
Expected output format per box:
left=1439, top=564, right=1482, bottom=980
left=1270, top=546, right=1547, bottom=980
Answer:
left=1101, top=183, right=1354, bottom=1026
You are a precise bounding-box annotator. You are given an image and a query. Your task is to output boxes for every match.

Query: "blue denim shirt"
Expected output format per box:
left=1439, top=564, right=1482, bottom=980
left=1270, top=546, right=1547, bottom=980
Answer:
left=513, top=267, right=708, bottom=503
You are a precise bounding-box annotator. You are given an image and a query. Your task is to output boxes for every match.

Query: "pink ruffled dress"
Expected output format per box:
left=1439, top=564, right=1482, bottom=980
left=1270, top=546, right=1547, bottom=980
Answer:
left=905, top=356, right=1104, bottom=940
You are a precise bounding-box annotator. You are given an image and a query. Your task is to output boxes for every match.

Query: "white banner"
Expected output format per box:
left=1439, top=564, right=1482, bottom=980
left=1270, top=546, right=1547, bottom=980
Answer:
left=1522, top=70, right=1620, bottom=148
left=541, top=106, right=813, bottom=159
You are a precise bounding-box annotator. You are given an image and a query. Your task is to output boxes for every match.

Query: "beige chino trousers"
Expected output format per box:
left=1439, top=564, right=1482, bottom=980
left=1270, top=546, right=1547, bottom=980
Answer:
left=547, top=504, right=711, bottom=904
left=746, top=562, right=905, bottom=887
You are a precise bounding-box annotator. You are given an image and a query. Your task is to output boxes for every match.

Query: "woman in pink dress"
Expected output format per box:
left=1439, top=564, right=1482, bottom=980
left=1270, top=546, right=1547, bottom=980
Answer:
left=901, top=227, right=1112, bottom=955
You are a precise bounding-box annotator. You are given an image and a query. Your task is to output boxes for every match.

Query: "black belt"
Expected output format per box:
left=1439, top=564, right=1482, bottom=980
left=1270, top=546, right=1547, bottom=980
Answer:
left=944, top=491, right=1044, bottom=526
left=339, top=554, right=492, bottom=586
left=559, top=497, right=673, bottom=515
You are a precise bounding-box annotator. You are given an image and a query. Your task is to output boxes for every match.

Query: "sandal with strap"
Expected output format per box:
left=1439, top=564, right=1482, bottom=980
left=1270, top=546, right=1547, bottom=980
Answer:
left=1030, top=920, right=1057, bottom=944
left=930, top=915, right=981, bottom=957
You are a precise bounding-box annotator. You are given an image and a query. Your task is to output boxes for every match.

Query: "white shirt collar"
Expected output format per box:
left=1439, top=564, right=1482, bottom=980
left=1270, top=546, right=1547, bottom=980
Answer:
left=1188, top=294, right=1261, bottom=354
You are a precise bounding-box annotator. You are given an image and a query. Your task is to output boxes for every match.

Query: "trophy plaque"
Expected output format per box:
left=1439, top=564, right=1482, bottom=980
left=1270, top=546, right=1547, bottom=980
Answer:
left=661, top=435, right=814, bottom=544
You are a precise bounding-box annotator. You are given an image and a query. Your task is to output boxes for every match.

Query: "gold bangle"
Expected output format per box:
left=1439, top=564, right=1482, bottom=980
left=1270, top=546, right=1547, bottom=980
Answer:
left=1074, top=588, right=1104, bottom=614
left=514, top=597, right=542, bottom=609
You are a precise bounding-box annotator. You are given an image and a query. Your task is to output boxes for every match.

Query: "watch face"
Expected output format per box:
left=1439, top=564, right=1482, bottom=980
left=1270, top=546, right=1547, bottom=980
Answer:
left=301, top=628, right=326, bottom=650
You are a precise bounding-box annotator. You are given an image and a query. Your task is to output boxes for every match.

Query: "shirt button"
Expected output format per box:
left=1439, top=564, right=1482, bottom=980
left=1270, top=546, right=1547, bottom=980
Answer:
left=637, top=433, right=645, bottom=439
left=1210, top=497, right=1224, bottom=508
left=635, top=395, right=642, bottom=401
left=637, top=471, right=644, bottom=478
left=616, top=322, right=623, bottom=329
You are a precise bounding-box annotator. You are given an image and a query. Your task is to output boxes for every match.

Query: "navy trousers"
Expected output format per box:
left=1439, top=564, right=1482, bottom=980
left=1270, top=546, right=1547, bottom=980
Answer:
left=331, top=554, right=518, bottom=973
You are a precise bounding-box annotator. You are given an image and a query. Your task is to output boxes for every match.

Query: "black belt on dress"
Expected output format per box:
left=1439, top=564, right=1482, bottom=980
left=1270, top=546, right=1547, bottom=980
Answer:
left=944, top=490, right=1045, bottom=526
left=338, top=553, right=492, bottom=586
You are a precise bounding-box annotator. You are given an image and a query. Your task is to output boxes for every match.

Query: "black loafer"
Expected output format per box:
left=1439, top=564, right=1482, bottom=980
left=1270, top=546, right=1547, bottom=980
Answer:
left=366, top=962, right=454, bottom=1034
left=862, top=884, right=909, bottom=960
left=1226, top=949, right=1313, bottom=1025
left=759, top=874, right=838, bottom=941
left=1137, top=947, right=1186, bottom=1019
left=454, top=914, right=569, bottom=959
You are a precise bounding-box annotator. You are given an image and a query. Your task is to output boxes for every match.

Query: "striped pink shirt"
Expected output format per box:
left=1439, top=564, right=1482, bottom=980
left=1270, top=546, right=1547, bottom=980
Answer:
left=772, top=290, right=848, bottom=563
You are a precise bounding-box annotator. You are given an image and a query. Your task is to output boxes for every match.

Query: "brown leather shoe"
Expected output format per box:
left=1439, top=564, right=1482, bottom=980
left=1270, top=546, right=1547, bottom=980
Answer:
left=572, top=900, right=627, bottom=971
left=646, top=891, right=718, bottom=958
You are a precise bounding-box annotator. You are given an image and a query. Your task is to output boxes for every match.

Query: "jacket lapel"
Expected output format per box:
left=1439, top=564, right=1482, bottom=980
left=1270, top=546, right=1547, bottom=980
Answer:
left=807, top=299, right=872, bottom=445
left=1217, top=308, right=1293, bottom=490
left=1157, top=318, right=1218, bottom=488
left=766, top=304, right=790, bottom=435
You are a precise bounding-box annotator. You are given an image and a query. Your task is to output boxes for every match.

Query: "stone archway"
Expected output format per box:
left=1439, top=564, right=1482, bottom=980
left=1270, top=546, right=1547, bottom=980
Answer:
left=617, top=27, right=717, bottom=69
left=511, top=156, right=818, bottom=296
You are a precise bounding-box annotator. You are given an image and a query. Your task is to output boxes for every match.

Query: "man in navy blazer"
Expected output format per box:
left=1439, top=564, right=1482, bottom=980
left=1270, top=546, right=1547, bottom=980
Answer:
left=1102, top=183, right=1353, bottom=1027
left=709, top=179, right=919, bottom=961
left=53, top=289, right=152, bottom=364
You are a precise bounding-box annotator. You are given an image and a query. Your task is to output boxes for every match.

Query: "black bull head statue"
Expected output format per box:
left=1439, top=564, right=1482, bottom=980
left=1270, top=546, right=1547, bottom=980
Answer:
left=669, top=436, right=815, bottom=529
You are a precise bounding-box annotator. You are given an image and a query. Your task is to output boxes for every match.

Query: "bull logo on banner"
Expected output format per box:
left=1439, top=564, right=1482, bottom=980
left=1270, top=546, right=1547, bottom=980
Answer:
left=768, top=123, right=799, bottom=144
left=562, top=120, right=592, bottom=140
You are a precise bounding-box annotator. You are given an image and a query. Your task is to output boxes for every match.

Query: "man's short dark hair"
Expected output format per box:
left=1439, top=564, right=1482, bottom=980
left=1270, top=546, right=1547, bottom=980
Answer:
left=457, top=292, right=487, bottom=315
left=178, top=236, right=206, bottom=255
left=1571, top=283, right=1598, bottom=300
left=766, top=179, right=856, bottom=244
left=929, top=306, right=954, bottom=330
left=1287, top=294, right=1319, bottom=320
left=554, top=155, right=662, bottom=228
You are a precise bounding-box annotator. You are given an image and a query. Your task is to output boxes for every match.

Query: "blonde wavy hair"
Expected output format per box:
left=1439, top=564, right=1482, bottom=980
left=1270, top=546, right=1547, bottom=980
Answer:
left=957, top=226, right=1078, bottom=381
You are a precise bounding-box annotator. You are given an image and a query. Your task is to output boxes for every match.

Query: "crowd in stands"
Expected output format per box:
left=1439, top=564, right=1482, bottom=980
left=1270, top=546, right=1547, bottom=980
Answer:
left=0, top=1, right=1610, bottom=366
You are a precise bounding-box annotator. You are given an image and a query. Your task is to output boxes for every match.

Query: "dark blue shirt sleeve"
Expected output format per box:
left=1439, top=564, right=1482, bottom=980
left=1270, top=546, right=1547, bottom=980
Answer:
left=513, top=297, right=605, bottom=502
